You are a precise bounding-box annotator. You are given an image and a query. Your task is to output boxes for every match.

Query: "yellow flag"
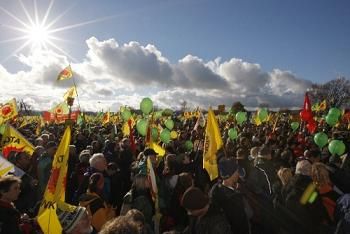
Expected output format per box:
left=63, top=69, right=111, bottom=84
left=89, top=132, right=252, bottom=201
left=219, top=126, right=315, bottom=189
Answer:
left=253, top=114, right=262, bottom=126
left=102, top=111, right=110, bottom=125
left=0, top=156, right=25, bottom=177
left=203, top=108, right=223, bottom=181
left=150, top=142, right=166, bottom=157
left=63, top=86, right=77, bottom=101
left=0, top=98, right=18, bottom=123
left=1, top=124, right=35, bottom=158
left=57, top=65, right=73, bottom=81
left=38, top=126, right=71, bottom=234
left=319, top=100, right=327, bottom=111
left=122, top=122, right=130, bottom=136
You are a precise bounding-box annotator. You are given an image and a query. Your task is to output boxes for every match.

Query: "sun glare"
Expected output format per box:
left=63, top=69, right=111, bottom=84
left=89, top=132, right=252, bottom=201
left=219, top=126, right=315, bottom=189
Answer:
left=28, top=24, right=49, bottom=46
left=0, top=0, right=116, bottom=62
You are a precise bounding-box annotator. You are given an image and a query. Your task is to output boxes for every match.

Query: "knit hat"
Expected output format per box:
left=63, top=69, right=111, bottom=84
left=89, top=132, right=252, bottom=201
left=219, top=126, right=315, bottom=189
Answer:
left=57, top=206, right=87, bottom=233
left=181, top=187, right=209, bottom=211
left=218, top=157, right=241, bottom=179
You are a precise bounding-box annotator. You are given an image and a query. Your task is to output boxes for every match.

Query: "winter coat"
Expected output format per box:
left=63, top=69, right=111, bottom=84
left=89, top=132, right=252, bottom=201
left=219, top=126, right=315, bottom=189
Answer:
left=79, top=192, right=115, bottom=231
left=0, top=200, right=22, bottom=234
left=183, top=204, right=232, bottom=234
left=210, top=183, right=250, bottom=234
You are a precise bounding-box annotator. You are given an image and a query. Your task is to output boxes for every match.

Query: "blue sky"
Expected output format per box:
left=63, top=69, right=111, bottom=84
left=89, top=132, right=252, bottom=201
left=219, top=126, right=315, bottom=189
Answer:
left=0, top=0, right=349, bottom=110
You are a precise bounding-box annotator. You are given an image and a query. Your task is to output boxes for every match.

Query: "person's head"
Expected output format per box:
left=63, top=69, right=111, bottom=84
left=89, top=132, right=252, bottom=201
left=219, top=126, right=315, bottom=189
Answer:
left=120, top=138, right=130, bottom=149
left=57, top=206, right=93, bottom=234
left=89, top=153, right=107, bottom=171
left=132, top=174, right=149, bottom=192
left=40, top=133, right=50, bottom=146
left=249, top=146, right=259, bottom=161
left=79, top=150, right=91, bottom=164
left=35, top=137, right=44, bottom=146
left=218, top=157, right=242, bottom=186
left=277, top=168, right=293, bottom=186
left=295, top=160, right=312, bottom=176
left=126, top=209, right=146, bottom=232
left=14, top=151, right=31, bottom=170
left=307, top=149, right=321, bottom=163
left=69, top=145, right=77, bottom=157
left=143, top=148, right=157, bottom=167
left=311, top=162, right=331, bottom=187
left=181, top=187, right=209, bottom=217
left=0, top=176, right=21, bottom=202
left=236, top=148, right=247, bottom=160
left=88, top=172, right=104, bottom=194
left=258, top=145, right=272, bottom=160
left=100, top=216, right=140, bottom=234
left=46, top=141, right=57, bottom=156
left=163, top=154, right=178, bottom=176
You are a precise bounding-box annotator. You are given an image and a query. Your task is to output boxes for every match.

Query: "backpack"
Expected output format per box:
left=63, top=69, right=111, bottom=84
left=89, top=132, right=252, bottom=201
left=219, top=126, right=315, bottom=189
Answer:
left=334, top=194, right=350, bottom=234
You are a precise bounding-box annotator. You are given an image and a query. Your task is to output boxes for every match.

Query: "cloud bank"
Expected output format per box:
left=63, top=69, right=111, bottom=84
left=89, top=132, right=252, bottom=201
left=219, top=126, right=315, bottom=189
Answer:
left=0, top=37, right=312, bottom=111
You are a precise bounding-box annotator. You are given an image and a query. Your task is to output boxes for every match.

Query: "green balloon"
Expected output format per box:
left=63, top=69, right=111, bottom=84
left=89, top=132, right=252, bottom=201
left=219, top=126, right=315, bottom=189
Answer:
left=328, top=140, right=346, bottom=156
left=160, top=129, right=171, bottom=144
left=228, top=128, right=238, bottom=140
left=236, top=112, right=247, bottom=125
left=314, top=132, right=328, bottom=148
left=121, top=109, right=131, bottom=121
left=184, top=140, right=193, bottom=151
left=258, top=108, right=268, bottom=122
left=140, top=97, right=153, bottom=114
left=291, top=122, right=300, bottom=132
left=136, top=119, right=148, bottom=136
left=151, top=128, right=159, bottom=141
left=329, top=108, right=341, bottom=117
left=165, top=119, right=174, bottom=130
left=326, top=114, right=338, bottom=126
left=154, top=111, right=163, bottom=119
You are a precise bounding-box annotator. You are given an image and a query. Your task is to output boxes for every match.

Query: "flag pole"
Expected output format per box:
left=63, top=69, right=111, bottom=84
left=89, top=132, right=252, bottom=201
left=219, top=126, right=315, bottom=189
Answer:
left=70, top=64, right=82, bottom=112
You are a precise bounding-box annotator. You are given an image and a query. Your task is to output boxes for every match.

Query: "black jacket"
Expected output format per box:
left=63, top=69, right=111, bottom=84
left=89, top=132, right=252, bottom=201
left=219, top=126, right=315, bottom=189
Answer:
left=210, top=183, right=250, bottom=234
left=0, top=200, right=22, bottom=234
left=184, top=204, right=232, bottom=234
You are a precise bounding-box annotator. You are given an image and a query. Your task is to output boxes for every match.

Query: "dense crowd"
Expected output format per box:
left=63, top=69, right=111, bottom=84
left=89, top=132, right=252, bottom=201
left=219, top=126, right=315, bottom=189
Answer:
left=0, top=113, right=350, bottom=234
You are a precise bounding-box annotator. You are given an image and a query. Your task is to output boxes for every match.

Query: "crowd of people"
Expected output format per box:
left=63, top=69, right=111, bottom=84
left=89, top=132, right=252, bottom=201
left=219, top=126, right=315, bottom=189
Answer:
left=0, top=111, right=350, bottom=234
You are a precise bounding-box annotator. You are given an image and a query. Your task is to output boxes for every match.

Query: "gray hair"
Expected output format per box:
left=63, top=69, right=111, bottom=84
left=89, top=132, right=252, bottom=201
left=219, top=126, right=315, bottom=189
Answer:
left=89, top=153, right=105, bottom=167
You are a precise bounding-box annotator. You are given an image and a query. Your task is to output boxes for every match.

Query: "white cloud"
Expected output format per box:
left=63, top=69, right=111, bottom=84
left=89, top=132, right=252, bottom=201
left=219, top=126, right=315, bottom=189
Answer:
left=0, top=36, right=312, bottom=111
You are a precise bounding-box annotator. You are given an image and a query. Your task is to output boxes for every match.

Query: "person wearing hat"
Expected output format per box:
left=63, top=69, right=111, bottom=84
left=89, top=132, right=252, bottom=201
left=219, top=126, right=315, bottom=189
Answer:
left=57, top=205, right=96, bottom=234
left=181, top=187, right=232, bottom=234
left=210, top=157, right=250, bottom=234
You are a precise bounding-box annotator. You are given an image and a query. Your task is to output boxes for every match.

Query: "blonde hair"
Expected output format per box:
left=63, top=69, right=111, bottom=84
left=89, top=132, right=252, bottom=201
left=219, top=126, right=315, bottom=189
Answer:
left=311, top=162, right=331, bottom=187
left=277, top=168, right=293, bottom=186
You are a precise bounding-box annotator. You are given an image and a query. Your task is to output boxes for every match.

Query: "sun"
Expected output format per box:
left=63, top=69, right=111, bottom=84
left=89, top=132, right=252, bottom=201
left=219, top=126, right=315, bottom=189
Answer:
left=27, top=24, right=50, bottom=48
left=0, top=1, right=116, bottom=62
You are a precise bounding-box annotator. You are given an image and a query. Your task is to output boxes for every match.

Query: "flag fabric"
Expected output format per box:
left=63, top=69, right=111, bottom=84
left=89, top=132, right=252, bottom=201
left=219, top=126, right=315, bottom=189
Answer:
left=319, top=100, right=327, bottom=111
left=50, top=102, right=70, bottom=115
left=0, top=98, right=18, bottom=124
left=1, top=124, right=35, bottom=158
left=63, top=86, right=77, bottom=101
left=37, top=126, right=71, bottom=234
left=102, top=111, right=110, bottom=125
left=203, top=108, right=223, bottom=181
left=57, top=65, right=73, bottom=81
left=0, top=155, right=25, bottom=177
left=149, top=142, right=165, bottom=157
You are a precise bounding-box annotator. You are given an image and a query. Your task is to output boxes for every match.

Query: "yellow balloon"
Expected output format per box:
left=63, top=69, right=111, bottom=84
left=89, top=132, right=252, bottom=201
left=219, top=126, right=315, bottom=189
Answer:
left=170, top=131, right=178, bottom=139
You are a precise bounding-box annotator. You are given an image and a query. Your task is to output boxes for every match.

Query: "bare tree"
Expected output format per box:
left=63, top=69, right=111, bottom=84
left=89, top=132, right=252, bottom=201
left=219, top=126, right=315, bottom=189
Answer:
left=308, top=77, right=350, bottom=108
